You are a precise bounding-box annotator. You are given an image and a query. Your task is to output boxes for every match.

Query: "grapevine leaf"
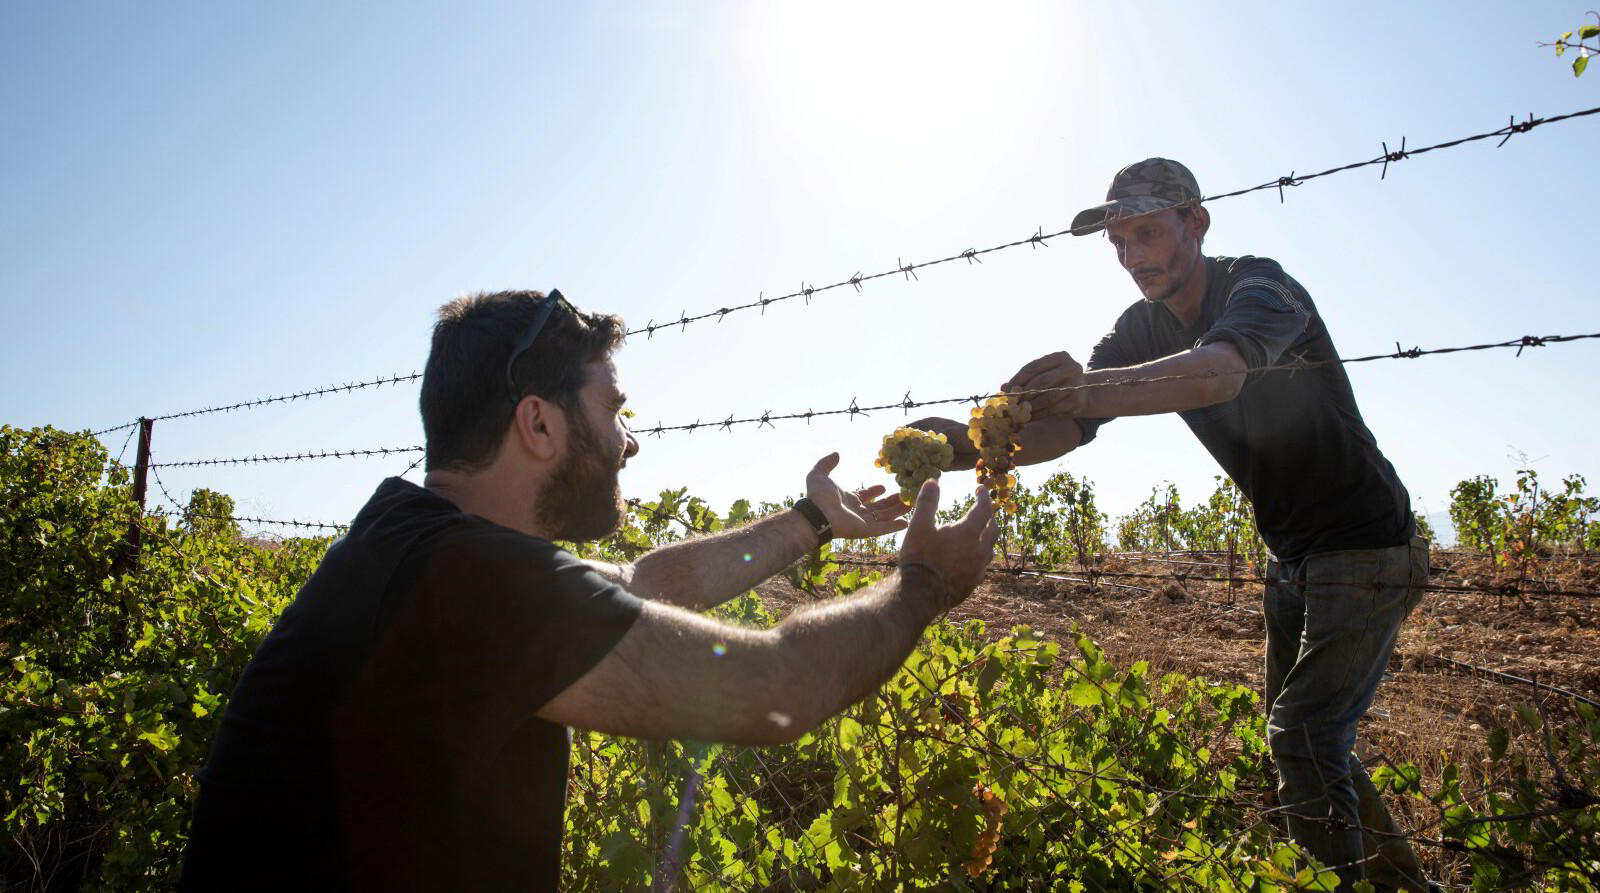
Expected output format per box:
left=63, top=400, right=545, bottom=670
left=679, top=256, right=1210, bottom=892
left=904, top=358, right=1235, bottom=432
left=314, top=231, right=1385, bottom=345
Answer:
left=1487, top=726, right=1510, bottom=761
left=1068, top=678, right=1102, bottom=708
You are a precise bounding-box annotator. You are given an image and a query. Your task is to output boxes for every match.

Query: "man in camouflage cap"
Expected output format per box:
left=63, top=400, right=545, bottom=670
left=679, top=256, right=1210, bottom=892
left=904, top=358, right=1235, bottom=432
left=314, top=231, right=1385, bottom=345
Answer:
left=914, top=159, right=1434, bottom=891
left=1069, top=157, right=1204, bottom=236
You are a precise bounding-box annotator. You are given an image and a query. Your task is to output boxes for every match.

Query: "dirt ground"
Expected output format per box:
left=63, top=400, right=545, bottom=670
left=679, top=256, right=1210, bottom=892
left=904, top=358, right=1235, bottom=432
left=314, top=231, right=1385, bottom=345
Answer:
left=752, top=548, right=1600, bottom=889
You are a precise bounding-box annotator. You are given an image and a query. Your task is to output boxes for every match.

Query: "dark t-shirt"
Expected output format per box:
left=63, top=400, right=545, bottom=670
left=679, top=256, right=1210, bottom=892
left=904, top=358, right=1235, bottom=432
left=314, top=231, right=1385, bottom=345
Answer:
left=180, top=478, right=643, bottom=892
left=1076, top=255, right=1413, bottom=561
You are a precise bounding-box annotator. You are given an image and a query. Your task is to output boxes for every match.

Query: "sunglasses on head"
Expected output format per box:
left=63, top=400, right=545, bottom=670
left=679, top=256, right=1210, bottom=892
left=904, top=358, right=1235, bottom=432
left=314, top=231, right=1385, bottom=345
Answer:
left=505, top=289, right=575, bottom=405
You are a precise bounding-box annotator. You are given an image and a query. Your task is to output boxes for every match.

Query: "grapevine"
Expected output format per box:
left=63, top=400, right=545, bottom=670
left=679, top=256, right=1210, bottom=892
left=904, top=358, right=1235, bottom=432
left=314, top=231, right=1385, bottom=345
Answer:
left=968, top=396, right=1031, bottom=511
left=875, top=426, right=955, bottom=505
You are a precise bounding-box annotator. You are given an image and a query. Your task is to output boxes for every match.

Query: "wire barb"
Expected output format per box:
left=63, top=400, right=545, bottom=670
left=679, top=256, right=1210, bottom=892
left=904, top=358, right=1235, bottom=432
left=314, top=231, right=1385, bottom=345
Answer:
left=1275, top=172, right=1302, bottom=203
left=1497, top=112, right=1540, bottom=147
left=1380, top=136, right=1408, bottom=179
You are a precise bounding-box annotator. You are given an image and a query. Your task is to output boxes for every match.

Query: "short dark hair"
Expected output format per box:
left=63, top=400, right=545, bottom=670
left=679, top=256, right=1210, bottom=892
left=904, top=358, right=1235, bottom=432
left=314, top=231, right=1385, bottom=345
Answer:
left=420, top=290, right=625, bottom=473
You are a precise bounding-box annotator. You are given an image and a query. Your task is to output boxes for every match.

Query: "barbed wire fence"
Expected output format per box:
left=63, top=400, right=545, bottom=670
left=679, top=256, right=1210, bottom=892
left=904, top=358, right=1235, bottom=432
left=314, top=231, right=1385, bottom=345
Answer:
left=64, top=103, right=1600, bottom=888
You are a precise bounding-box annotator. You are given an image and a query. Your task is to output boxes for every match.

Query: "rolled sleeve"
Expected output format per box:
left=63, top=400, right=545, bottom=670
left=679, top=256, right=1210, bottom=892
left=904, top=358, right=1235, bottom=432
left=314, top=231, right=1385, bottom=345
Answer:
left=1196, top=274, right=1311, bottom=376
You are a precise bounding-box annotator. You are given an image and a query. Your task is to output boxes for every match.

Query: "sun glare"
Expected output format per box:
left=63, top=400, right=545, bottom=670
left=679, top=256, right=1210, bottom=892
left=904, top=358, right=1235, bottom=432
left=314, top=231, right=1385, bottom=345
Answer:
left=738, top=2, right=1062, bottom=192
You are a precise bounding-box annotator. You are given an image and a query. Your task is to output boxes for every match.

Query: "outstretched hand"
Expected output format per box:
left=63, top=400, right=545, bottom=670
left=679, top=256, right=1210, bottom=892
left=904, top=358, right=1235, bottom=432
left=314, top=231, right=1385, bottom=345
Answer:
left=897, top=479, right=999, bottom=612
left=805, top=453, right=913, bottom=540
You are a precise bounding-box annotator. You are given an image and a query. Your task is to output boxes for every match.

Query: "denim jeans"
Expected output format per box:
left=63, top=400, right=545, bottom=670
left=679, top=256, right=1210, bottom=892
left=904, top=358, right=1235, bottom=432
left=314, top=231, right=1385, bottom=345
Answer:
left=1265, top=534, right=1429, bottom=892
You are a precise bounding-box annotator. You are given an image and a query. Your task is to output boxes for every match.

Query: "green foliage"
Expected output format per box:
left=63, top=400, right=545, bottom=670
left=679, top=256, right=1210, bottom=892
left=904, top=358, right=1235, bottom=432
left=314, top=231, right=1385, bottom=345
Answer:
left=1009, top=470, right=1109, bottom=571
left=181, top=488, right=239, bottom=539
left=0, top=426, right=326, bottom=891
left=1545, top=14, right=1600, bottom=77
left=1373, top=702, right=1600, bottom=891
left=1109, top=478, right=1266, bottom=572
left=1449, top=470, right=1598, bottom=563
left=1413, top=510, right=1437, bottom=545
left=1178, top=476, right=1267, bottom=569
left=1451, top=475, right=1504, bottom=560
left=1118, top=483, right=1186, bottom=552
left=564, top=620, right=1302, bottom=891
left=4, top=427, right=1596, bottom=891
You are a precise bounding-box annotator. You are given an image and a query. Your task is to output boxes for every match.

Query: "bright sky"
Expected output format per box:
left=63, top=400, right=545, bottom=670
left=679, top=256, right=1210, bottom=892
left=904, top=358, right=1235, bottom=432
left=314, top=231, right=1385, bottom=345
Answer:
left=4, top=1, right=1597, bottom=540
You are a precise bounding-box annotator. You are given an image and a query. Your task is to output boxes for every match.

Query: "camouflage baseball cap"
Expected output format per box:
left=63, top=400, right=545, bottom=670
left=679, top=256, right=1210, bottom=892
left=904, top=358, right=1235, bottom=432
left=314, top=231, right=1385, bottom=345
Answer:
left=1070, top=158, right=1202, bottom=236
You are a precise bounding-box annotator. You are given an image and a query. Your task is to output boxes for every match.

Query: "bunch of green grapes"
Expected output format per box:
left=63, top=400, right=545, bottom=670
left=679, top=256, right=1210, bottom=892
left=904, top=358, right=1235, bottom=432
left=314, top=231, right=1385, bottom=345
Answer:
left=876, top=427, right=955, bottom=505
left=967, top=396, right=1031, bottom=511
left=965, top=782, right=1010, bottom=878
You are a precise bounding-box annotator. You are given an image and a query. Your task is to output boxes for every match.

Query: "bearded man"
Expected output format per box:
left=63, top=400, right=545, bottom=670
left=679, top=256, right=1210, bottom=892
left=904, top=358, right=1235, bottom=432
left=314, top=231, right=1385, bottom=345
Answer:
left=181, top=289, right=999, bottom=891
left=914, top=160, right=1432, bottom=892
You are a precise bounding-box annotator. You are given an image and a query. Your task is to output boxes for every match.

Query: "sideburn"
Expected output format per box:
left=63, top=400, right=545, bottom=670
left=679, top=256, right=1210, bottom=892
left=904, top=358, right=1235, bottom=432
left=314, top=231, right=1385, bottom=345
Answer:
left=535, top=407, right=623, bottom=542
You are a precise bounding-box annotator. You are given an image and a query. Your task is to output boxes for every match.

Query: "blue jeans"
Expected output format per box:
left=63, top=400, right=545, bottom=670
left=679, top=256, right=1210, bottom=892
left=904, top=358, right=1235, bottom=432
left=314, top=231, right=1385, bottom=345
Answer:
left=1265, top=535, right=1429, bottom=891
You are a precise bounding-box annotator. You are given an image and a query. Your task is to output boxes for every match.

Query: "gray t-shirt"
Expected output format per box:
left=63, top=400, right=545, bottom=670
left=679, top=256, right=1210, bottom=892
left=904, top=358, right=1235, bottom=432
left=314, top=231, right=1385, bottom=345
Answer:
left=1076, top=255, right=1413, bottom=560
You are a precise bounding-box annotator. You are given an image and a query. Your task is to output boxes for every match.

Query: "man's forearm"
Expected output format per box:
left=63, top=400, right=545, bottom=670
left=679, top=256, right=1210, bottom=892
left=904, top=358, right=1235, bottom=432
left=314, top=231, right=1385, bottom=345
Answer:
left=771, top=565, right=948, bottom=735
left=628, top=509, right=818, bottom=610
left=536, top=564, right=953, bottom=746
left=1077, top=343, right=1244, bottom=418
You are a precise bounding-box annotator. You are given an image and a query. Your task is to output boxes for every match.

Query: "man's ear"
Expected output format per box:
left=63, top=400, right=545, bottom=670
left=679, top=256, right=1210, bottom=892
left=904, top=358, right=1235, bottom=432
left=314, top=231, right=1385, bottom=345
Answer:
left=511, top=397, right=564, bottom=462
left=1188, top=205, right=1211, bottom=243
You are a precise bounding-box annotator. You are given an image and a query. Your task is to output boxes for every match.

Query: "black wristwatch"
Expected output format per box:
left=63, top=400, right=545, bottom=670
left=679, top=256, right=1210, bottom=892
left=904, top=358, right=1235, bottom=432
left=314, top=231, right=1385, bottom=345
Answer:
left=792, top=497, right=834, bottom=546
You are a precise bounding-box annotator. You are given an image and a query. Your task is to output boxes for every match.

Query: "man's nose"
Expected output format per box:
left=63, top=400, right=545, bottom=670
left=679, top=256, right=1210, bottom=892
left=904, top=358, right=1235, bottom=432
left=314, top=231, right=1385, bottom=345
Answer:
left=623, top=430, right=640, bottom=459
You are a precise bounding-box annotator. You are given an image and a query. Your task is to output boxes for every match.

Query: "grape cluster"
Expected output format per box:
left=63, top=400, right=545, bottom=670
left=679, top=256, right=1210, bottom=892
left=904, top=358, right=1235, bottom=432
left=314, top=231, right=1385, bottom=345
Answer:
left=967, top=396, right=1031, bottom=511
left=964, top=782, right=1010, bottom=877
left=875, top=427, right=955, bottom=505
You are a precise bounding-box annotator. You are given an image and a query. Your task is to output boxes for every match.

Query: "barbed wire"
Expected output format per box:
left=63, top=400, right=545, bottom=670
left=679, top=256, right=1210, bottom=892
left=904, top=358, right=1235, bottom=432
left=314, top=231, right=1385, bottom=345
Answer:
left=118, top=487, right=1600, bottom=604
left=828, top=554, right=1600, bottom=601
left=147, top=458, right=350, bottom=531
left=84, top=372, right=423, bottom=435
left=144, top=506, right=350, bottom=533
left=148, top=461, right=185, bottom=514
left=620, top=497, right=1600, bottom=602
left=1113, top=547, right=1600, bottom=565
left=622, top=105, right=1600, bottom=340
left=152, top=372, right=421, bottom=423
left=150, top=445, right=424, bottom=469
left=631, top=331, right=1600, bottom=435
left=79, top=104, right=1600, bottom=436
left=129, top=330, right=1599, bottom=469
left=113, top=425, right=138, bottom=467
left=91, top=419, right=140, bottom=438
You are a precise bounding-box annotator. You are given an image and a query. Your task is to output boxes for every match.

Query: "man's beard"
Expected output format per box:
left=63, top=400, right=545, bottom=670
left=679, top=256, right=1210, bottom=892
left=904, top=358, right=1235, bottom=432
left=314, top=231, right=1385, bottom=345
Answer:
left=1137, top=246, right=1201, bottom=304
left=535, top=410, right=624, bottom=542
